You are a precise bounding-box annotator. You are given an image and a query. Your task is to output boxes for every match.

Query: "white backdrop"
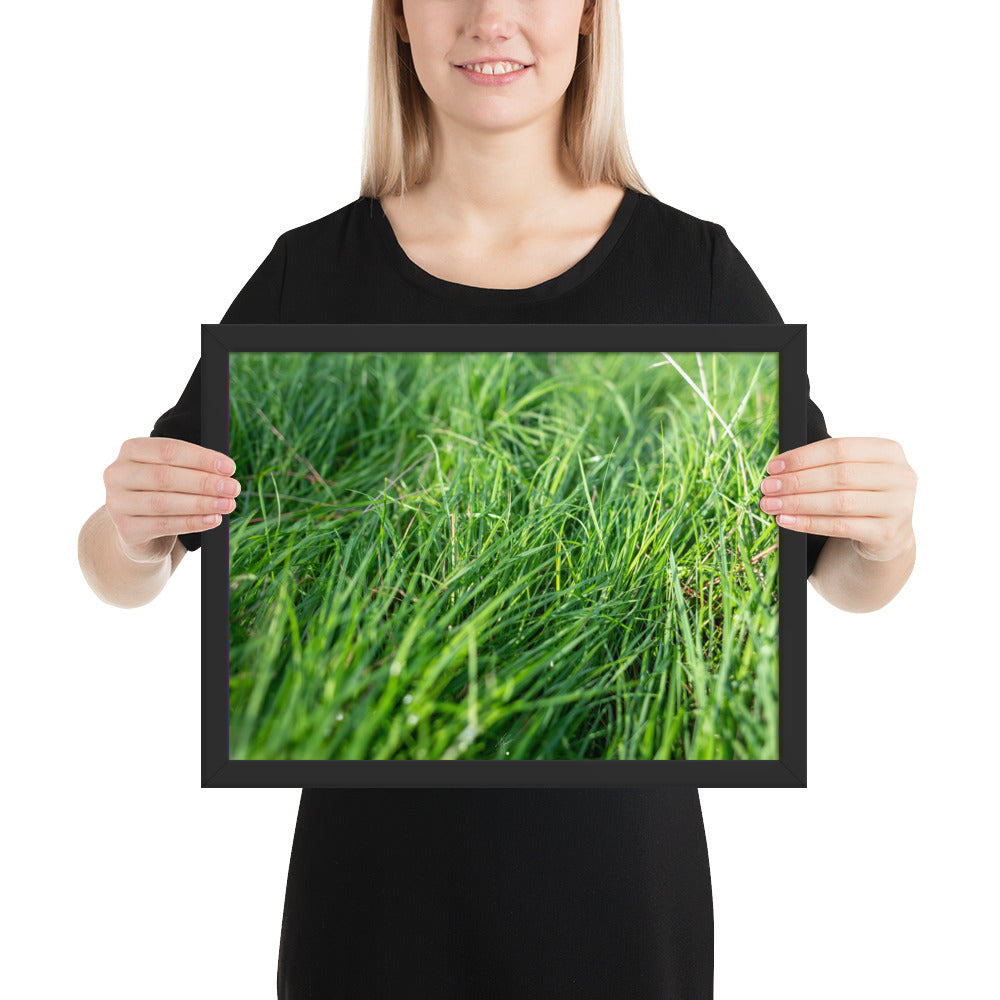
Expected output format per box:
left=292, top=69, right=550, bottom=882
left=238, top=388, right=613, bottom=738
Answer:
left=4, top=2, right=996, bottom=997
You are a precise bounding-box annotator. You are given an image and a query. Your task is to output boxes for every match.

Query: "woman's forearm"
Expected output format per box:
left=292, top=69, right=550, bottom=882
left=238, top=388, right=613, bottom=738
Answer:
left=808, top=531, right=916, bottom=613
left=78, top=506, right=186, bottom=609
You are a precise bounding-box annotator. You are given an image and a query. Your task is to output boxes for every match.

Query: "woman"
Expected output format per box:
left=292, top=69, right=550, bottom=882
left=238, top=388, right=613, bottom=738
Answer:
left=79, top=1, right=917, bottom=996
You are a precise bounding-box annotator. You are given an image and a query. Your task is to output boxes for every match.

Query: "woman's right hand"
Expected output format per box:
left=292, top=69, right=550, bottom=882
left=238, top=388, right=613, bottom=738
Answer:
left=104, top=437, right=242, bottom=562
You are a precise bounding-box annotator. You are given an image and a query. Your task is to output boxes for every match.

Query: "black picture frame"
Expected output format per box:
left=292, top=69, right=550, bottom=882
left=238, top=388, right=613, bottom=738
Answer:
left=201, top=323, right=809, bottom=788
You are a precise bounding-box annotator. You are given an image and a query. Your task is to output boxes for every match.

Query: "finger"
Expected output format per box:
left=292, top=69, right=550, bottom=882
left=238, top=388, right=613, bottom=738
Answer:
left=759, top=489, right=895, bottom=519
left=114, top=489, right=238, bottom=518
left=115, top=459, right=242, bottom=500
left=120, top=511, right=230, bottom=545
left=766, top=437, right=904, bottom=475
left=761, top=461, right=911, bottom=497
left=123, top=436, right=237, bottom=476
left=771, top=511, right=882, bottom=544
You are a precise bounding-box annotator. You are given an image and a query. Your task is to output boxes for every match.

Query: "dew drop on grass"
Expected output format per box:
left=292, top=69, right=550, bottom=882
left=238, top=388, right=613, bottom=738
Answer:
left=407, top=714, right=419, bottom=726
left=403, top=694, right=413, bottom=704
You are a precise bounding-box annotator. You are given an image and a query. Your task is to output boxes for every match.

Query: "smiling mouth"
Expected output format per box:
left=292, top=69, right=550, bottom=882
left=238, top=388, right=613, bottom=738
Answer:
left=456, top=61, right=531, bottom=76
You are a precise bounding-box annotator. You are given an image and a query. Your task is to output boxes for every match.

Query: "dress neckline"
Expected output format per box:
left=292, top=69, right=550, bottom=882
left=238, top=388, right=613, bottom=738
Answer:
left=368, top=187, right=639, bottom=305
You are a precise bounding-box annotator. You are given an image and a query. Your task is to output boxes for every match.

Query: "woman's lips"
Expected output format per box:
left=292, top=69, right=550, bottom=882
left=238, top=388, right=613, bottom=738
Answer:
left=455, top=64, right=531, bottom=86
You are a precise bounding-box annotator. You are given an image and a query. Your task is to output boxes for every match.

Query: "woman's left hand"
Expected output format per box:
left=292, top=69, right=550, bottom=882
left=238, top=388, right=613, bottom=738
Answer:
left=759, top=437, right=917, bottom=562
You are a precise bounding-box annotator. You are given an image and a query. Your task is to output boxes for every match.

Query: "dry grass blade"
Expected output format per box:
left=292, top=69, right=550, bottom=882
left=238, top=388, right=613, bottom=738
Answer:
left=255, top=406, right=332, bottom=490
left=649, top=353, right=740, bottom=447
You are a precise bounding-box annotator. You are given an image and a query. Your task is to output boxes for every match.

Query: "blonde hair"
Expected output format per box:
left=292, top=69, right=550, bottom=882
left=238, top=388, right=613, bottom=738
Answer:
left=360, top=0, right=652, bottom=199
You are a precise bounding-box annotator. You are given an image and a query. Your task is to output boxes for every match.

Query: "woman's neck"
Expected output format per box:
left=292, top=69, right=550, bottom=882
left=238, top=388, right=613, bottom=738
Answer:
left=407, top=119, right=587, bottom=236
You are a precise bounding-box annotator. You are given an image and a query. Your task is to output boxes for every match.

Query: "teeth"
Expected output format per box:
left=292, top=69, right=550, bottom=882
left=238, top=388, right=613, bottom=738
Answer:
left=462, top=61, right=525, bottom=75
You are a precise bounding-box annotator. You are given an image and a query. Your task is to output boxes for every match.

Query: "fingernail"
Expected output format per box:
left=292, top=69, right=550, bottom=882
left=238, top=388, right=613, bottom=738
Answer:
left=768, top=459, right=785, bottom=474
left=216, top=458, right=236, bottom=474
left=778, top=514, right=796, bottom=525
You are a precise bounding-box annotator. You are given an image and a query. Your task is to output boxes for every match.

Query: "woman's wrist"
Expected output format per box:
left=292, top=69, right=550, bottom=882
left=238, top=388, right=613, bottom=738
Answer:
left=114, top=524, right=176, bottom=565
left=850, top=527, right=916, bottom=564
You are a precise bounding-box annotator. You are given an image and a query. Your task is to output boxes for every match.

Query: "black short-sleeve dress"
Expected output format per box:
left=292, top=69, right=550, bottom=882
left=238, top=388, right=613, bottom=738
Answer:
left=151, top=188, right=832, bottom=999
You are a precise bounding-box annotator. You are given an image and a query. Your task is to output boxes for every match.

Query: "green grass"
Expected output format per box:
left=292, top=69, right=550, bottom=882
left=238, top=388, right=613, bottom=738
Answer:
left=227, top=351, right=780, bottom=761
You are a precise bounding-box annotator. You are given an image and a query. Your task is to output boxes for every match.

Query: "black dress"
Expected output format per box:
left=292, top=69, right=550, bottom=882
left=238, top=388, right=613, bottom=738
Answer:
left=151, top=188, right=833, bottom=999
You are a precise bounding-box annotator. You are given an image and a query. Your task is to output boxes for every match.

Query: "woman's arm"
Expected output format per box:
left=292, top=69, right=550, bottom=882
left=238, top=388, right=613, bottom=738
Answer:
left=78, top=436, right=239, bottom=608
left=78, top=505, right=187, bottom=609
left=760, top=436, right=918, bottom=613
left=79, top=231, right=281, bottom=607
left=808, top=532, right=916, bottom=613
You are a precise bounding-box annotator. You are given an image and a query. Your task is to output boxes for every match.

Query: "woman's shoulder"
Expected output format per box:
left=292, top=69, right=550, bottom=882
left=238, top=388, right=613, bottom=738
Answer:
left=275, top=196, right=375, bottom=249
left=631, top=190, right=725, bottom=250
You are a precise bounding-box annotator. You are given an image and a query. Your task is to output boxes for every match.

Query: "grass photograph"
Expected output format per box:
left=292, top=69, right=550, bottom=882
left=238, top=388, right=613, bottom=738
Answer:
left=226, top=350, right=781, bottom=763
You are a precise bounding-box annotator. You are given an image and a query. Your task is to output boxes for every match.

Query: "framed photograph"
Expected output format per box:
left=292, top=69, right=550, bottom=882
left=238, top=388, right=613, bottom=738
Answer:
left=201, top=324, right=810, bottom=789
